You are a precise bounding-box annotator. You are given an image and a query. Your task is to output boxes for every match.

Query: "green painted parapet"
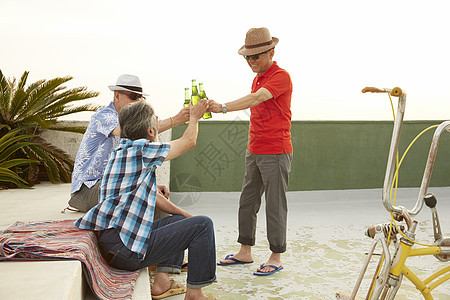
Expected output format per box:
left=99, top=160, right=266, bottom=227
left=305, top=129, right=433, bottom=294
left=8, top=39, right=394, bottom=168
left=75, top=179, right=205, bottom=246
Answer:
left=170, top=120, right=450, bottom=192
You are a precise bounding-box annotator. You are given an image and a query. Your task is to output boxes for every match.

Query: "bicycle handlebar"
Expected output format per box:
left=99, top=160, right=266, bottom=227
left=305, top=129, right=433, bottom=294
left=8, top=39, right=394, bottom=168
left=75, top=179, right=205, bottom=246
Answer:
left=363, top=87, right=449, bottom=217
left=363, top=87, right=406, bottom=216
left=361, top=86, right=402, bottom=97
left=414, top=120, right=450, bottom=215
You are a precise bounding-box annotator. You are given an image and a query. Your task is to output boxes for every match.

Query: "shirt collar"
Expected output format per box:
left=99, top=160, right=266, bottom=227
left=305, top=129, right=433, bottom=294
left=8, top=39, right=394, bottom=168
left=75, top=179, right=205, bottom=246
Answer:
left=258, top=61, right=279, bottom=79
left=107, top=101, right=119, bottom=113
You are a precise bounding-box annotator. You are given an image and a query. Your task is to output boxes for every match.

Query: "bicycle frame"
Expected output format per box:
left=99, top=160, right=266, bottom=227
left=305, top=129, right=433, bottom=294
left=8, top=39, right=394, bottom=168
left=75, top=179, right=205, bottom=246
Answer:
left=336, top=87, right=450, bottom=300
left=366, top=231, right=449, bottom=300
left=390, top=244, right=448, bottom=299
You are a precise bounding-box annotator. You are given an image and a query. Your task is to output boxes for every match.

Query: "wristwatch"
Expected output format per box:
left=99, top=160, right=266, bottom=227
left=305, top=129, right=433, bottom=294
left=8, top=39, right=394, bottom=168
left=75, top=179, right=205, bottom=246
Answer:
left=221, top=104, right=228, bottom=114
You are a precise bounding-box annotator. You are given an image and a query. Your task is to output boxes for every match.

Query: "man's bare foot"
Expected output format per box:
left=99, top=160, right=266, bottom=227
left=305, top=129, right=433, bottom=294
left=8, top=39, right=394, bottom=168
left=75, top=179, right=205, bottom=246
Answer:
left=219, top=245, right=253, bottom=264
left=256, top=252, right=282, bottom=273
left=151, top=272, right=186, bottom=297
left=219, top=253, right=253, bottom=264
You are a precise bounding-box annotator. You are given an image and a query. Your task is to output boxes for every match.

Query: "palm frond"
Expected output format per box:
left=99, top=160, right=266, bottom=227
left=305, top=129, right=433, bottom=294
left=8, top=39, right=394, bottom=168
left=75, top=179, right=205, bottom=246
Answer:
left=22, top=144, right=60, bottom=183
left=8, top=87, right=28, bottom=123
left=35, top=91, right=99, bottom=120
left=26, top=79, right=46, bottom=94
left=0, top=124, right=10, bottom=131
left=0, top=141, right=38, bottom=163
left=17, top=76, right=73, bottom=121
left=0, top=168, right=32, bottom=189
left=22, top=138, right=73, bottom=183
left=0, top=158, right=39, bottom=169
left=0, top=124, right=38, bottom=189
left=0, top=127, right=38, bottom=159
left=17, top=71, right=29, bottom=90
left=51, top=104, right=100, bottom=119
left=22, top=114, right=52, bottom=129
left=0, top=71, right=12, bottom=121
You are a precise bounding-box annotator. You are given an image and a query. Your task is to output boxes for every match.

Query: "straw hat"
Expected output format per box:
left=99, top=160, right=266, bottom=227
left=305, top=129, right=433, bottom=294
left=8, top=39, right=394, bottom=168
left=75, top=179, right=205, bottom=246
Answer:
left=238, top=27, right=279, bottom=56
left=108, top=74, right=149, bottom=96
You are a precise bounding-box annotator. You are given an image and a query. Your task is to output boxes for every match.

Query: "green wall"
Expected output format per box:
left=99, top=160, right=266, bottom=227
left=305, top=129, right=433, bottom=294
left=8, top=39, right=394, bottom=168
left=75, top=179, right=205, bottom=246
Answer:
left=170, top=120, right=450, bottom=192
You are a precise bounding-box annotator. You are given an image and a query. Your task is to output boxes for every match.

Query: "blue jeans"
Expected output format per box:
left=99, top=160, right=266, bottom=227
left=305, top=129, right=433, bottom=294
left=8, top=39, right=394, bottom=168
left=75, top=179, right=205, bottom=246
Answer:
left=98, top=215, right=216, bottom=289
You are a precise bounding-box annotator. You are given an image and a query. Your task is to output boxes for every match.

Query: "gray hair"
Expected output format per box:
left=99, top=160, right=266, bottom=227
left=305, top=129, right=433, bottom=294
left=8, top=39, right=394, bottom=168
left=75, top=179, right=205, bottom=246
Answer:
left=119, top=100, right=158, bottom=140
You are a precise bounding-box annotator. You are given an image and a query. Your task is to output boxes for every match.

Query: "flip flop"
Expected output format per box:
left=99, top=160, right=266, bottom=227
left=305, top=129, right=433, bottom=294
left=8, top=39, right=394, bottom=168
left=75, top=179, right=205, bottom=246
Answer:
left=217, top=254, right=253, bottom=266
left=151, top=280, right=186, bottom=299
left=253, top=264, right=283, bottom=276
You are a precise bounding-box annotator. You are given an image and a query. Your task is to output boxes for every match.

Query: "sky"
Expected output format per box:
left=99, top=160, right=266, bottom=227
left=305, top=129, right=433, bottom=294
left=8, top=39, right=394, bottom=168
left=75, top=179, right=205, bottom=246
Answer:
left=1, top=0, right=450, bottom=122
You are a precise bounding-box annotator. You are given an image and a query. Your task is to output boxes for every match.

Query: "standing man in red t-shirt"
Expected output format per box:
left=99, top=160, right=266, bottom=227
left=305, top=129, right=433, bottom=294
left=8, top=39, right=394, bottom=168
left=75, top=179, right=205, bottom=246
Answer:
left=208, top=27, right=293, bottom=276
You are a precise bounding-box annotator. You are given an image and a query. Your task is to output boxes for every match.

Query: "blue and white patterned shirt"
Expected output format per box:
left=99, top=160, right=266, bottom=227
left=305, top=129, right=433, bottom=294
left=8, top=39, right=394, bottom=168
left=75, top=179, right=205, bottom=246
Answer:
left=71, top=102, right=120, bottom=193
left=74, top=139, right=170, bottom=259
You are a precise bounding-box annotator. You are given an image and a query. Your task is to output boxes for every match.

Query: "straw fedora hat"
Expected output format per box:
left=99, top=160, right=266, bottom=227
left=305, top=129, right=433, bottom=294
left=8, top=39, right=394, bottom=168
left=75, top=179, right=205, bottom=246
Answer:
left=108, top=74, right=149, bottom=96
left=238, top=27, right=279, bottom=56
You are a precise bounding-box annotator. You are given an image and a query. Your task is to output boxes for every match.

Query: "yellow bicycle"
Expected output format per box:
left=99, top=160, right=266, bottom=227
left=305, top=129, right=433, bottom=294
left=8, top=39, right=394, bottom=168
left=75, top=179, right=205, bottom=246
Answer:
left=336, top=87, right=450, bottom=299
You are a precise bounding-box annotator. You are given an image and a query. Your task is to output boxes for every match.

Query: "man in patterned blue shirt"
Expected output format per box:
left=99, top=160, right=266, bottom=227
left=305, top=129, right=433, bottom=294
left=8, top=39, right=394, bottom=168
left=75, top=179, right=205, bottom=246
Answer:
left=75, top=100, right=216, bottom=300
left=68, top=74, right=189, bottom=212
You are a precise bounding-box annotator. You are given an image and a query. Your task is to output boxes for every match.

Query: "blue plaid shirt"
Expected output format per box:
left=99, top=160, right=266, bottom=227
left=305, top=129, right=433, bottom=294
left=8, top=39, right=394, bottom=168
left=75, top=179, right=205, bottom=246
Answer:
left=74, top=138, right=170, bottom=259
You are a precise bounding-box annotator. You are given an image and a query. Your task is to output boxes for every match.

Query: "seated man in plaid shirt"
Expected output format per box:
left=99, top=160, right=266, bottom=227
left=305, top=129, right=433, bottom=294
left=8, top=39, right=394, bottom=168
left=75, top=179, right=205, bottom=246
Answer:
left=75, top=99, right=216, bottom=300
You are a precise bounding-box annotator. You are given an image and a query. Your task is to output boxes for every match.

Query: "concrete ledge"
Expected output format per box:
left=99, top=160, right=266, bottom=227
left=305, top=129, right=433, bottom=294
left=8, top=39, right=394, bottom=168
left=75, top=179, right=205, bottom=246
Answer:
left=0, top=260, right=151, bottom=300
left=85, top=267, right=151, bottom=300
left=0, top=260, right=84, bottom=300
left=132, top=268, right=151, bottom=300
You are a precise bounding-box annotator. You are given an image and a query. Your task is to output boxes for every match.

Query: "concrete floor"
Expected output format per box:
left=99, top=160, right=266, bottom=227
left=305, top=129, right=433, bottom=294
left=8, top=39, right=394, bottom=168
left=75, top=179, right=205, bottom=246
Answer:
left=1, top=183, right=449, bottom=299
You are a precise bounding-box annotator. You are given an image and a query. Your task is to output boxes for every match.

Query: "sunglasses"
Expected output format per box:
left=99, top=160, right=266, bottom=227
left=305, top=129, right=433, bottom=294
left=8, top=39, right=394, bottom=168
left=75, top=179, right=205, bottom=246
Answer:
left=243, top=49, right=272, bottom=61
left=118, top=91, right=145, bottom=100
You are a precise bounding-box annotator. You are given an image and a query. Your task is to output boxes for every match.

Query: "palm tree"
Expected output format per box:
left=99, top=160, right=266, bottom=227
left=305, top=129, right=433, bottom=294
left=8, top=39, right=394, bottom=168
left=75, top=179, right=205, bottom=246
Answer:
left=0, top=70, right=100, bottom=185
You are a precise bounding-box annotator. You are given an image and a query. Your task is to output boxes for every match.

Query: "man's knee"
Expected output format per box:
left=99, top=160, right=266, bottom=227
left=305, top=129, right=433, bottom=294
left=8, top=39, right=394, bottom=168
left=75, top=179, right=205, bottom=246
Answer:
left=195, top=215, right=214, bottom=230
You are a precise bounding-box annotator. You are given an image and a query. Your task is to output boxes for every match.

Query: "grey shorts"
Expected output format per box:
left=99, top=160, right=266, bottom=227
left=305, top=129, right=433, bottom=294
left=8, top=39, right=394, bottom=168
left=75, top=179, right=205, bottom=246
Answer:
left=68, top=181, right=100, bottom=213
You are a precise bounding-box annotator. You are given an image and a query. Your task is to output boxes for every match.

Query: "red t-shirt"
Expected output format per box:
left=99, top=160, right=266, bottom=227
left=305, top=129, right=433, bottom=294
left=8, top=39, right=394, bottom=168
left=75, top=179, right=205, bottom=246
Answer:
left=248, top=62, right=293, bottom=154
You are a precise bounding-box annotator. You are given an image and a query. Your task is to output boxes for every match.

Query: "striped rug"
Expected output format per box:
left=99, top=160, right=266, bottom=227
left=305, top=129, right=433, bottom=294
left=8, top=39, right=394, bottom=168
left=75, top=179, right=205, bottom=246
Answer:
left=0, top=220, right=140, bottom=300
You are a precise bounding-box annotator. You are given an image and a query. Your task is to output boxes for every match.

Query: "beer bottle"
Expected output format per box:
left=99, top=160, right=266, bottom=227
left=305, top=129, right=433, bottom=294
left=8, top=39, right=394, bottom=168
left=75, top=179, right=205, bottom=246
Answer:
left=184, top=87, right=190, bottom=124
left=191, top=79, right=200, bottom=106
left=184, top=87, right=190, bottom=108
left=199, top=82, right=212, bottom=119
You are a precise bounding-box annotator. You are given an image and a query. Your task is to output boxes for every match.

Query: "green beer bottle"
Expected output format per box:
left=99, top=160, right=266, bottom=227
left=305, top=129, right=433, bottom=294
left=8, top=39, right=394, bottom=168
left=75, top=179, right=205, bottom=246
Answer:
left=184, top=87, right=190, bottom=124
left=191, top=79, right=200, bottom=106
left=199, top=82, right=212, bottom=119
left=184, top=87, right=190, bottom=108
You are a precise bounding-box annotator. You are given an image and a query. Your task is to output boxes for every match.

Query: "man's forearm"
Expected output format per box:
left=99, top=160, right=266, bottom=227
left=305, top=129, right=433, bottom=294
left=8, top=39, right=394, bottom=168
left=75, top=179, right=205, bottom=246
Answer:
left=155, top=192, right=190, bottom=217
left=225, top=94, right=258, bottom=112
left=225, top=88, right=273, bottom=112
left=158, top=118, right=174, bottom=133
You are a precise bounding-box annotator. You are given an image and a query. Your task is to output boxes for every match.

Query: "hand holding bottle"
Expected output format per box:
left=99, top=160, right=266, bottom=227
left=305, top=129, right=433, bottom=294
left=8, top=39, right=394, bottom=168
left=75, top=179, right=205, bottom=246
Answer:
left=190, top=99, right=209, bottom=121
left=199, top=83, right=212, bottom=119
left=206, top=99, right=223, bottom=113
left=174, top=106, right=190, bottom=124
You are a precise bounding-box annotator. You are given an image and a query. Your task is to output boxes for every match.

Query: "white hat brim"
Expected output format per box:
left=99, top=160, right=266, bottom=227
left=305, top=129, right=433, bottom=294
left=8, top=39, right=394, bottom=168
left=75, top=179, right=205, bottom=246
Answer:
left=108, top=85, right=149, bottom=96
